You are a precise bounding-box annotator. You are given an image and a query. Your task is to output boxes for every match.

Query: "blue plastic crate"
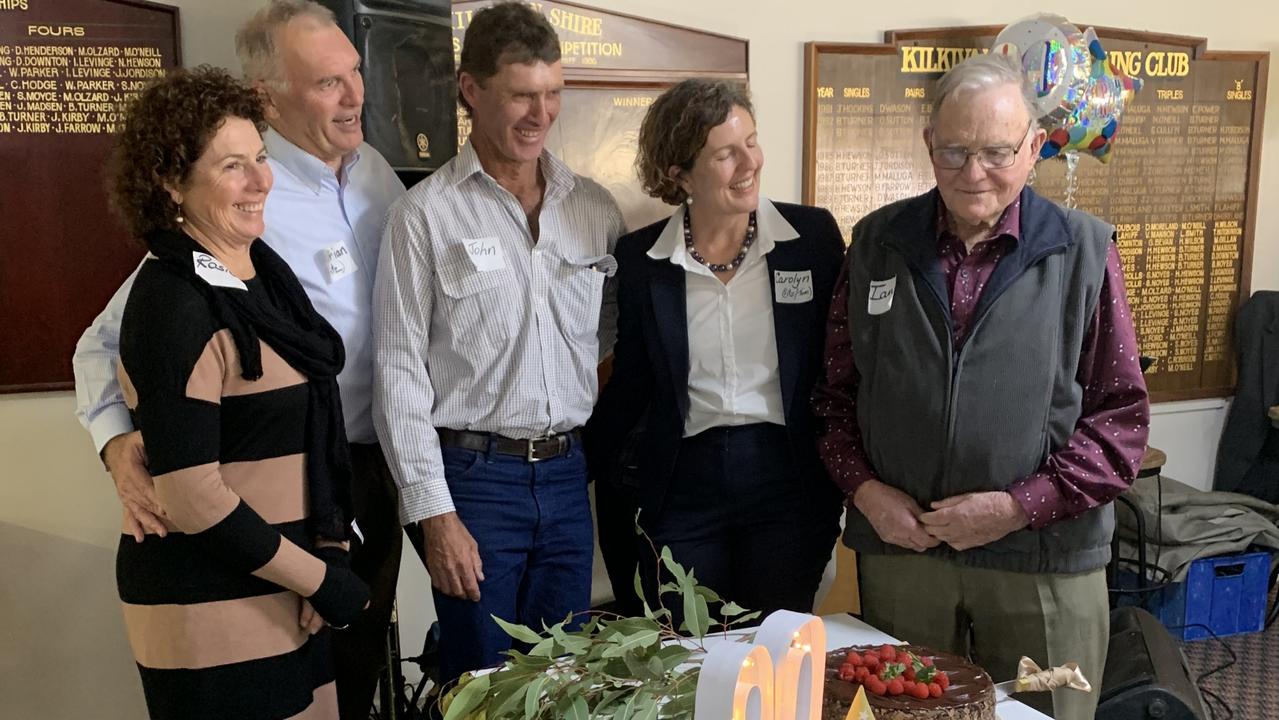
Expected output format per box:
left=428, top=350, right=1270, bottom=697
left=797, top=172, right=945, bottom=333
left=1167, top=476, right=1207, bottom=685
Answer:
left=1145, top=551, right=1272, bottom=641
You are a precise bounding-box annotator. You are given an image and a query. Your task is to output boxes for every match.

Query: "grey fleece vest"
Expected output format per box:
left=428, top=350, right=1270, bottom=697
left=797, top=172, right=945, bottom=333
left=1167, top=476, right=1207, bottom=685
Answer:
left=842, top=188, right=1115, bottom=574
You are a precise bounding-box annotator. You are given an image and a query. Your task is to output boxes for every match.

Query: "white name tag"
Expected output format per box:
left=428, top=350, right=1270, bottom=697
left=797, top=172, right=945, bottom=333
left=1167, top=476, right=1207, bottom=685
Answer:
left=773, top=270, right=814, bottom=304
left=192, top=252, right=246, bottom=291
left=463, top=237, right=506, bottom=272
left=323, top=240, right=358, bottom=284
left=868, top=276, right=896, bottom=315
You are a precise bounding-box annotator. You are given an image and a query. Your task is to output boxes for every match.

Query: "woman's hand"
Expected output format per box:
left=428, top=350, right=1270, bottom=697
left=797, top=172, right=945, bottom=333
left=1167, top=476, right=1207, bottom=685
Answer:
left=298, top=600, right=324, bottom=635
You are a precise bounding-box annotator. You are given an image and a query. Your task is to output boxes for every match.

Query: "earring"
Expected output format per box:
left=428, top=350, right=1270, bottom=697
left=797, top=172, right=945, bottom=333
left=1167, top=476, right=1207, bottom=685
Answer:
left=685, top=195, right=693, bottom=206
left=175, top=203, right=185, bottom=224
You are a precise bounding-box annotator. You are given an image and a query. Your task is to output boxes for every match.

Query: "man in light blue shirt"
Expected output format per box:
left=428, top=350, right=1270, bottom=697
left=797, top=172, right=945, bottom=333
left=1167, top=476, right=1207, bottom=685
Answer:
left=72, top=2, right=404, bottom=717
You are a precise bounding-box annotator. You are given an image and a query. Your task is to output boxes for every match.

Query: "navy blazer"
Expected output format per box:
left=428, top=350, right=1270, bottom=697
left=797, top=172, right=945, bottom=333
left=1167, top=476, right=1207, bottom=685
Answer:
left=584, top=201, right=846, bottom=521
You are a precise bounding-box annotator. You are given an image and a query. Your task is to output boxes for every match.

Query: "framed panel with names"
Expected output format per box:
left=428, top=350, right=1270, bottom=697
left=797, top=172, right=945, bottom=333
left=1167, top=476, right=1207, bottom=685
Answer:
left=0, top=0, right=180, bottom=392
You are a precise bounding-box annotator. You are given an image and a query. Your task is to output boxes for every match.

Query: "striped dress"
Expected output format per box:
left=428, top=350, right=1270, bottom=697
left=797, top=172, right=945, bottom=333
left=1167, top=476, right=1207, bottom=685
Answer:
left=116, top=262, right=339, bottom=720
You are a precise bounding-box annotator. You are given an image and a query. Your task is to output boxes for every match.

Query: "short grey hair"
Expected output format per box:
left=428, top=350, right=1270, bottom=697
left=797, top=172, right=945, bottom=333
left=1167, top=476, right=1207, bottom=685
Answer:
left=235, top=0, right=337, bottom=87
left=929, top=53, right=1036, bottom=128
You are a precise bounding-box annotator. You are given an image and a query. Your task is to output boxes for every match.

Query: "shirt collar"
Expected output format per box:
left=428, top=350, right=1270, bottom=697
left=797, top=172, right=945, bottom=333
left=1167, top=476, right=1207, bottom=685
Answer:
left=647, top=197, right=799, bottom=264
left=263, top=128, right=361, bottom=195
left=935, top=194, right=1021, bottom=249
left=449, top=141, right=577, bottom=203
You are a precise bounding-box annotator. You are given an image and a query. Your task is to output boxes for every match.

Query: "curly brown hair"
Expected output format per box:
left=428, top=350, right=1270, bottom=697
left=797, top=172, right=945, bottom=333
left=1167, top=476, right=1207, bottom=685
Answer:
left=108, top=65, right=267, bottom=239
left=636, top=79, right=754, bottom=206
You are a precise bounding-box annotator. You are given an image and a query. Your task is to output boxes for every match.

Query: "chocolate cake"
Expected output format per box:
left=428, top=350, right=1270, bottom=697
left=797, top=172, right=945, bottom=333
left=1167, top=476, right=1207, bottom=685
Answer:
left=822, top=645, right=995, bottom=720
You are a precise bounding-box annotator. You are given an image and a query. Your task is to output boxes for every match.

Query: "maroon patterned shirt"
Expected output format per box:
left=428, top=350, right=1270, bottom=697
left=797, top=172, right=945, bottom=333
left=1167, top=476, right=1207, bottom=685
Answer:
left=813, top=198, right=1150, bottom=530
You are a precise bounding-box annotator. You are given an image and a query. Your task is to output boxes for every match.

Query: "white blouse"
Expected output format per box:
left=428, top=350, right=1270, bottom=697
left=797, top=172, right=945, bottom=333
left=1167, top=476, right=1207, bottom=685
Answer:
left=646, top=198, right=799, bottom=437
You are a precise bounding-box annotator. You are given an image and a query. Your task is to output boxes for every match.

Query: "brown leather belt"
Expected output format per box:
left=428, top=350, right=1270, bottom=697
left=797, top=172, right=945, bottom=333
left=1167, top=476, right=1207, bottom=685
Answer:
left=437, top=428, right=578, bottom=463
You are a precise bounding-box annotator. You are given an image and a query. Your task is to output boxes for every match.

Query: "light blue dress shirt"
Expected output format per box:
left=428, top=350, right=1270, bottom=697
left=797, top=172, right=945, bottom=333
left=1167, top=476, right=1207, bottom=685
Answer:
left=73, top=129, right=405, bottom=448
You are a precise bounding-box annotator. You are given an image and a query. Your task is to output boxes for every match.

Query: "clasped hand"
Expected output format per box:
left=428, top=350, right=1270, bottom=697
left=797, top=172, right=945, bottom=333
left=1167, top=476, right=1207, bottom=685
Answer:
left=853, top=481, right=1029, bottom=552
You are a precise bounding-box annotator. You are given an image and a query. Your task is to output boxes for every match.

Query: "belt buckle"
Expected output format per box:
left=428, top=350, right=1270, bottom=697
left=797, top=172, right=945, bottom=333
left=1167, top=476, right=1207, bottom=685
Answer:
left=526, top=432, right=558, bottom=463
left=526, top=434, right=547, bottom=463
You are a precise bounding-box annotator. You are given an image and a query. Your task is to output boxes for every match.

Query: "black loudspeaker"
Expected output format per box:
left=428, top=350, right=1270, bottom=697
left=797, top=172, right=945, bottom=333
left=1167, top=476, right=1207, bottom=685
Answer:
left=1097, top=606, right=1207, bottom=720
left=318, top=0, right=457, bottom=172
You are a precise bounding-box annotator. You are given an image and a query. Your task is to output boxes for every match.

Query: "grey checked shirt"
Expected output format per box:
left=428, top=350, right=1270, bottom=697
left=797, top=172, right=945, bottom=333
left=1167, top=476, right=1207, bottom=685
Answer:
left=373, top=143, right=625, bottom=524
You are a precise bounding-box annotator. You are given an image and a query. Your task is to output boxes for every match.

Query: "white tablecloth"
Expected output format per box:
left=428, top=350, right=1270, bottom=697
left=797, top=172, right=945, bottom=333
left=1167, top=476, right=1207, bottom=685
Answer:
left=820, top=613, right=1051, bottom=720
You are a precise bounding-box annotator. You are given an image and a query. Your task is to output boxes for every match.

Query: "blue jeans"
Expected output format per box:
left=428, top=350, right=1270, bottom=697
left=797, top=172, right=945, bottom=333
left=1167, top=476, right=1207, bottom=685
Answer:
left=429, top=440, right=594, bottom=687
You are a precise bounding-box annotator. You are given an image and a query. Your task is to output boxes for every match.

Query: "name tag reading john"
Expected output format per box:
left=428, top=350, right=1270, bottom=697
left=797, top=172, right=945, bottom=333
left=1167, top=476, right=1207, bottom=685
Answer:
left=323, top=240, right=358, bottom=284
left=464, top=237, right=506, bottom=272
left=868, top=276, right=897, bottom=315
left=193, top=251, right=247, bottom=291
left=773, top=270, right=814, bottom=304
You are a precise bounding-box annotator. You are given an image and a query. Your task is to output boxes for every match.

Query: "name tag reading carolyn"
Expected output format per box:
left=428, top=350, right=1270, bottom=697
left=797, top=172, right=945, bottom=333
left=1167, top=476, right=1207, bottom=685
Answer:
left=323, top=240, right=358, bottom=284
left=463, top=237, right=506, bottom=272
left=773, top=270, right=814, bottom=304
left=868, top=276, right=896, bottom=315
left=193, top=252, right=247, bottom=291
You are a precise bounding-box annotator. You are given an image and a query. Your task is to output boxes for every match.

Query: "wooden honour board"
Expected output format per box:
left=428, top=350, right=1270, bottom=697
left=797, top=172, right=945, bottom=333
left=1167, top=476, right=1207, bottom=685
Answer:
left=0, top=0, right=180, bottom=392
left=802, top=27, right=1267, bottom=403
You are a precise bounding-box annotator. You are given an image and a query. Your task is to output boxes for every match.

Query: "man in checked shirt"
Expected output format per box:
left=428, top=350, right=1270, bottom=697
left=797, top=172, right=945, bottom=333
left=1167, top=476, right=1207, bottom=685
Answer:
left=813, top=54, right=1149, bottom=720
left=372, top=3, right=624, bottom=690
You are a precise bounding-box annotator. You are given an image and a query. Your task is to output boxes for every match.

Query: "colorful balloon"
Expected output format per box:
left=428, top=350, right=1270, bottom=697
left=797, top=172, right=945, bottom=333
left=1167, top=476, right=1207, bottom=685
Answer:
left=993, top=15, right=1142, bottom=163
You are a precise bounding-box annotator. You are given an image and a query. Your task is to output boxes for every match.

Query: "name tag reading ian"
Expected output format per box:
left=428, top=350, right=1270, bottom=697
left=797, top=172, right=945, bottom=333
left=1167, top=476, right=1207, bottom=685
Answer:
left=868, top=276, right=896, bottom=315
left=323, top=240, right=358, bottom=284
left=193, top=251, right=247, bottom=291
left=773, top=270, right=813, bottom=304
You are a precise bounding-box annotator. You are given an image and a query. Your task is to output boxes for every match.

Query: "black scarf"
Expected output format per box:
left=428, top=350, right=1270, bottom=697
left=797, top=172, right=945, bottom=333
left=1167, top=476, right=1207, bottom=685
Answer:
left=145, top=228, right=354, bottom=542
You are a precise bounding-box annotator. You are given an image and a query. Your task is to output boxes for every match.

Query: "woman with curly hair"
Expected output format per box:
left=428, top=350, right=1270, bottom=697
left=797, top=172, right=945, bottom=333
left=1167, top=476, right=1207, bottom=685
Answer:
left=109, top=65, right=367, bottom=719
left=584, top=79, right=845, bottom=620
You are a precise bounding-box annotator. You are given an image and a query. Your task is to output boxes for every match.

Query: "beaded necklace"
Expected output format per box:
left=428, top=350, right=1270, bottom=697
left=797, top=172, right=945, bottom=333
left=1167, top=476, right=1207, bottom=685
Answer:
left=683, top=210, right=758, bottom=273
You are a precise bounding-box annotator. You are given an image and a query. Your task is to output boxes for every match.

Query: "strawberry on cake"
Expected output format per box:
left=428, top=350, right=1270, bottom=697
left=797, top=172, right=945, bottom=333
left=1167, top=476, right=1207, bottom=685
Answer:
left=823, top=644, right=995, bottom=720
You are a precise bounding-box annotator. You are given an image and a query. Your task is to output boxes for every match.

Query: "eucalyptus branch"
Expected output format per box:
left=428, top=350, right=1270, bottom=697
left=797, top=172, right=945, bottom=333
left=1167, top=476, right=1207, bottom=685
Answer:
left=438, top=540, right=758, bottom=720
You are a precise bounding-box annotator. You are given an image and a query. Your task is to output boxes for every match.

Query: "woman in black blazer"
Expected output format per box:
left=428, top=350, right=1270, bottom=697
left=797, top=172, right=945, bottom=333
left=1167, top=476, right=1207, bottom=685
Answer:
left=586, top=79, right=845, bottom=619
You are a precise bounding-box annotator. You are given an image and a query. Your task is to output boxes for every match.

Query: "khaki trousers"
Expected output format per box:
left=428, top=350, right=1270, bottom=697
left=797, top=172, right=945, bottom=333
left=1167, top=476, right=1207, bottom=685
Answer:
left=859, top=553, right=1108, bottom=720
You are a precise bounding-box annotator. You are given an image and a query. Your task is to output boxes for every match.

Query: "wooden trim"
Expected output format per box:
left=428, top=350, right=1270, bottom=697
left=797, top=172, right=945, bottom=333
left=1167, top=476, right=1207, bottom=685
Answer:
left=1150, top=387, right=1237, bottom=404
left=1070, top=26, right=1206, bottom=53
left=802, top=43, right=817, bottom=206
left=563, top=69, right=748, bottom=83
left=0, top=382, right=74, bottom=395
left=884, top=25, right=1004, bottom=43
left=807, top=42, right=897, bottom=56
left=564, top=79, right=680, bottom=91
left=885, top=24, right=1207, bottom=54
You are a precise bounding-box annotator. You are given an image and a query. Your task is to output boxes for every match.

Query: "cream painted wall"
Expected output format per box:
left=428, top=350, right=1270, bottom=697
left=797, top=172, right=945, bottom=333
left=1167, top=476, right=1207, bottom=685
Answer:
left=1, top=0, right=1274, bottom=715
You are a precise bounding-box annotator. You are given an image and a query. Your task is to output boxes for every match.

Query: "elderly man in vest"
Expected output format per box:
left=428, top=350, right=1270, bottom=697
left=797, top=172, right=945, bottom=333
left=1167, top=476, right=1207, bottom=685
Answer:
left=814, top=53, right=1149, bottom=720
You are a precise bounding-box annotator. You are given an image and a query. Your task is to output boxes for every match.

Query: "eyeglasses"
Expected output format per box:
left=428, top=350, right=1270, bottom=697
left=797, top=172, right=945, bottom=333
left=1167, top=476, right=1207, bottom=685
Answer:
left=927, top=120, right=1033, bottom=170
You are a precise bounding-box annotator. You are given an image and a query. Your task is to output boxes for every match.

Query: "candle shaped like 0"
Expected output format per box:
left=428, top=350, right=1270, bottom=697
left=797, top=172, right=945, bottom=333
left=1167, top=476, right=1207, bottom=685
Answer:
left=755, top=611, right=826, bottom=720
left=694, top=643, right=775, bottom=720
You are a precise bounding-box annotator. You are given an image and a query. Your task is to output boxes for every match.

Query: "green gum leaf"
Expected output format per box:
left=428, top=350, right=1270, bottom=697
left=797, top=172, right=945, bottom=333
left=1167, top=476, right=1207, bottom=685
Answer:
left=492, top=616, right=544, bottom=645
left=443, top=672, right=490, bottom=720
